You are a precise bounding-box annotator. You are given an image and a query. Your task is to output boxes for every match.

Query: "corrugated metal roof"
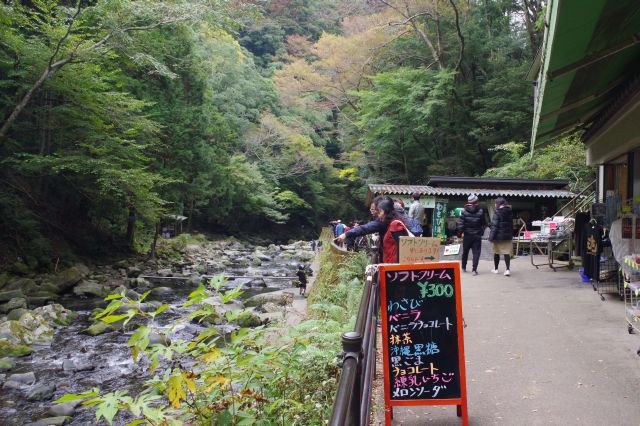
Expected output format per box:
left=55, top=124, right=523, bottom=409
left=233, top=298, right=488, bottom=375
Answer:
left=368, top=184, right=576, bottom=199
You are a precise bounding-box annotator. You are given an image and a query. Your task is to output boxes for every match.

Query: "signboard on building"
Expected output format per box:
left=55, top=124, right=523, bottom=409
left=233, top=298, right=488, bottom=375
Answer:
left=432, top=199, right=448, bottom=239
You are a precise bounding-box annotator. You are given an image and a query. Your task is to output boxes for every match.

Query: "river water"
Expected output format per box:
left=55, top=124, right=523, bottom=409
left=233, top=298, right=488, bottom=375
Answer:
left=0, top=241, right=313, bottom=425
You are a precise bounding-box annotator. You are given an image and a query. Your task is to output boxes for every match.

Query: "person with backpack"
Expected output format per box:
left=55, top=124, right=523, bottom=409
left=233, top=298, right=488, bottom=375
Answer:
left=395, top=200, right=423, bottom=236
left=458, top=194, right=485, bottom=275
left=489, top=197, right=514, bottom=276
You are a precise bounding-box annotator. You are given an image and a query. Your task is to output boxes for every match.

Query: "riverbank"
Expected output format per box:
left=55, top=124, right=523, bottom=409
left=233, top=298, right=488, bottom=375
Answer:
left=0, top=235, right=319, bottom=425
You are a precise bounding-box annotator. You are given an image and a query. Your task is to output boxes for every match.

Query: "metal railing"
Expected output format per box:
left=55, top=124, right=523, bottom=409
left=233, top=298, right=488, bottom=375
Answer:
left=552, top=179, right=597, bottom=219
left=329, top=266, right=379, bottom=426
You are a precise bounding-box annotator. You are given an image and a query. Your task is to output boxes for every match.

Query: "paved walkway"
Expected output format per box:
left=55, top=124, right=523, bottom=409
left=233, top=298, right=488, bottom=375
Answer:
left=372, top=256, right=640, bottom=425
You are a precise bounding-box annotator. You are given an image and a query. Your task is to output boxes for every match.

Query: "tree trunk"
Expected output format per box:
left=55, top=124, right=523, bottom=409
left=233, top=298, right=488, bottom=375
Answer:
left=149, top=222, right=160, bottom=259
left=187, top=199, right=194, bottom=232
left=126, top=207, right=136, bottom=248
left=521, top=0, right=538, bottom=58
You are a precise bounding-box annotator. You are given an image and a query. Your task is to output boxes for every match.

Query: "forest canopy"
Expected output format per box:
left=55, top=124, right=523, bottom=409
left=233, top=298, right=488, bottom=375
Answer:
left=0, top=0, right=588, bottom=270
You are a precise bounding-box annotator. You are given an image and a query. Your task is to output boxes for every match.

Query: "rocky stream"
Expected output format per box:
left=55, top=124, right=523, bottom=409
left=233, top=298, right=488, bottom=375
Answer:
left=0, top=238, right=316, bottom=425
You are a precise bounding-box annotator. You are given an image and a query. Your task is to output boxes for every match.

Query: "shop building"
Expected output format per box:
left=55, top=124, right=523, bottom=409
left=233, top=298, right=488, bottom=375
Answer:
left=368, top=177, right=576, bottom=238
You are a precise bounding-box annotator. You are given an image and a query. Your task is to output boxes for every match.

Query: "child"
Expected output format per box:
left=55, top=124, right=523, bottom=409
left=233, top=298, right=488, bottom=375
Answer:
left=296, top=264, right=308, bottom=296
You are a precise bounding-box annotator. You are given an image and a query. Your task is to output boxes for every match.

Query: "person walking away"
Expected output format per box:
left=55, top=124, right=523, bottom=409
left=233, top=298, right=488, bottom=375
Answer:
left=408, top=193, right=425, bottom=225
left=334, top=220, right=345, bottom=237
left=296, top=265, right=308, bottom=296
left=458, top=194, right=485, bottom=275
left=489, top=197, right=513, bottom=276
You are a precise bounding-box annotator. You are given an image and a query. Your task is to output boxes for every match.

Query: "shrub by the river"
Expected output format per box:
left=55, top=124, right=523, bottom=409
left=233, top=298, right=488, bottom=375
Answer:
left=58, top=250, right=368, bottom=425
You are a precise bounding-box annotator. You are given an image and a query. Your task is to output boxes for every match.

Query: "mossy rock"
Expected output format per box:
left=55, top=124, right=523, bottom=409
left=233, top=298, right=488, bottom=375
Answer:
left=191, top=311, right=224, bottom=325
left=236, top=312, right=263, bottom=328
left=0, top=356, right=16, bottom=370
left=82, top=321, right=114, bottom=336
left=0, top=273, right=10, bottom=290
left=11, top=262, right=30, bottom=276
left=7, top=308, right=28, bottom=321
left=0, top=338, right=33, bottom=357
left=53, top=311, right=78, bottom=327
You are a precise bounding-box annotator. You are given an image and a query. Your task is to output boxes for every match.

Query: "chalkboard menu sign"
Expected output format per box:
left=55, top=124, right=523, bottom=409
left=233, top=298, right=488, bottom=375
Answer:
left=379, top=262, right=468, bottom=425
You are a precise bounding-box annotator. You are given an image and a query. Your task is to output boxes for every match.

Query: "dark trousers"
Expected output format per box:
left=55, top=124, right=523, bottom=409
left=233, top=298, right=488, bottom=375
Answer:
left=462, top=234, right=482, bottom=271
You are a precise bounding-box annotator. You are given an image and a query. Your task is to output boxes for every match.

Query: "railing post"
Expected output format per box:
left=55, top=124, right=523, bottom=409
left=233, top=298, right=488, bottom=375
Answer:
left=342, top=331, right=363, bottom=425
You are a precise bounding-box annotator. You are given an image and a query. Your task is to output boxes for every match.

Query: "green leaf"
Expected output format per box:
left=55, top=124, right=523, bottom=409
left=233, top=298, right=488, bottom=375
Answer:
left=105, top=293, right=124, bottom=301
left=101, top=314, right=128, bottom=324
left=95, top=393, right=122, bottom=425
left=55, top=390, right=100, bottom=403
left=153, top=304, right=170, bottom=316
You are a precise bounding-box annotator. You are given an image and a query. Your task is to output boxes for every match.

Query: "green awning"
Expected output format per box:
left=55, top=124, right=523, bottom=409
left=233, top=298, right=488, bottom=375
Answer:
left=531, top=0, right=640, bottom=149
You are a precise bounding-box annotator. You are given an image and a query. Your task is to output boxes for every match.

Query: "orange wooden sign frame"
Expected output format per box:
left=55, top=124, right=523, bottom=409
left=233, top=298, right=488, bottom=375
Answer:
left=379, top=262, right=468, bottom=425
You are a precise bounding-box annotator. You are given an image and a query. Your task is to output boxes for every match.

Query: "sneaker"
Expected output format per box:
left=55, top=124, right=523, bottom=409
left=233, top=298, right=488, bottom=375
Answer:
left=504, top=270, right=510, bottom=276
left=462, top=268, right=467, bottom=273
left=472, top=270, right=479, bottom=276
left=491, top=269, right=499, bottom=274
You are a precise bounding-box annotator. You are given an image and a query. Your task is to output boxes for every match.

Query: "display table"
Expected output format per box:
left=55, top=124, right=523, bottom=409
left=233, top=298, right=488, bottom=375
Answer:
left=527, top=235, right=574, bottom=271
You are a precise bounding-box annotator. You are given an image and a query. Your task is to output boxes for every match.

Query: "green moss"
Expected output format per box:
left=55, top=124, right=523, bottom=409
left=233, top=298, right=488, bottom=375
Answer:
left=82, top=321, right=114, bottom=336
left=53, top=311, right=78, bottom=326
left=0, top=338, right=33, bottom=357
left=236, top=312, right=263, bottom=328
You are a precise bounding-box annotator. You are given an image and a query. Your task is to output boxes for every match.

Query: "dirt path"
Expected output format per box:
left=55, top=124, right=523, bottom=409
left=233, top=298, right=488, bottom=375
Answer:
left=255, top=250, right=321, bottom=329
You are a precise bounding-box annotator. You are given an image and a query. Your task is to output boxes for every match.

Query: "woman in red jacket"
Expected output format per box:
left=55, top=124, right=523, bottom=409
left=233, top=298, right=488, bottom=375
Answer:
left=376, top=197, right=412, bottom=263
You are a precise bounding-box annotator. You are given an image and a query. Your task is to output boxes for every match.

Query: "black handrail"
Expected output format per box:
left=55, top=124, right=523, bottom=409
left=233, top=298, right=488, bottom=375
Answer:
left=329, top=267, right=379, bottom=426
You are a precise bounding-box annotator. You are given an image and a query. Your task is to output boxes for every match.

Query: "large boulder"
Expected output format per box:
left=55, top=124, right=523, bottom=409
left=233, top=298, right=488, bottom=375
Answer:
left=7, top=308, right=28, bottom=321
left=0, top=305, right=76, bottom=347
left=0, top=290, right=24, bottom=303
left=157, top=268, right=173, bottom=277
left=27, top=382, right=56, bottom=401
left=0, top=273, right=10, bottom=290
left=33, top=305, right=77, bottom=327
left=52, top=264, right=90, bottom=293
left=126, top=266, right=142, bottom=278
left=236, top=312, right=263, bottom=328
left=0, top=298, right=27, bottom=314
left=38, top=280, right=63, bottom=295
left=3, top=278, right=37, bottom=294
left=245, top=292, right=294, bottom=308
left=0, top=338, right=33, bottom=357
left=17, top=312, right=55, bottom=345
left=72, top=280, right=107, bottom=298
left=248, top=278, right=266, bottom=288
left=4, top=371, right=36, bottom=389
left=0, top=357, right=15, bottom=370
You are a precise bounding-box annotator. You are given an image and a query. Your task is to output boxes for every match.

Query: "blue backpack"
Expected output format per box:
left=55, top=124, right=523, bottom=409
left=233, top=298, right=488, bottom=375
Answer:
left=403, top=214, right=423, bottom=236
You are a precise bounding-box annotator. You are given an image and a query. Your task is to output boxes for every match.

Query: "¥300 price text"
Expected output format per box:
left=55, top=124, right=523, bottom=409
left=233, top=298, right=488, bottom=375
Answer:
left=417, top=282, right=454, bottom=298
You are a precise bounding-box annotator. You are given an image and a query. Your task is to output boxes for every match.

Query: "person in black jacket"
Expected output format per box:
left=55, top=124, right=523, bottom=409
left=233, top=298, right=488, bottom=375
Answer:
left=489, top=197, right=514, bottom=276
left=458, top=194, right=485, bottom=275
